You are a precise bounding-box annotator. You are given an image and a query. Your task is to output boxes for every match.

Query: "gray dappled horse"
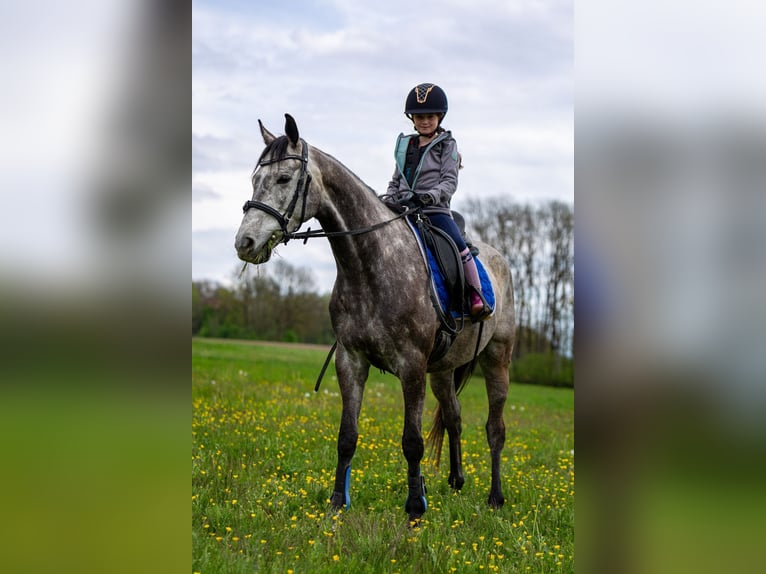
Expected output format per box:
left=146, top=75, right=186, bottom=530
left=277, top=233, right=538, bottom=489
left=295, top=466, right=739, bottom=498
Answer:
left=235, top=114, right=515, bottom=522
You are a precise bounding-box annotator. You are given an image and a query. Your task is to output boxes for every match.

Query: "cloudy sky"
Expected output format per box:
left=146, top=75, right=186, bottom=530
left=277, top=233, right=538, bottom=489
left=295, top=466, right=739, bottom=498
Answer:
left=193, top=0, right=573, bottom=292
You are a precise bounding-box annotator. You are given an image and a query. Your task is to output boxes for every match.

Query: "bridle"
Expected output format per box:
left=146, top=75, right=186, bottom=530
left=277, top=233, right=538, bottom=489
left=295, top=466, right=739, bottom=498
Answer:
left=241, top=138, right=412, bottom=245
left=242, top=139, right=312, bottom=240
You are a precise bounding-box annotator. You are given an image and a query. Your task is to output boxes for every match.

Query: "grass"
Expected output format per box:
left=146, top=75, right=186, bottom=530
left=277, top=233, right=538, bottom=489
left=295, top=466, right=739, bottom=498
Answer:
left=192, top=338, right=574, bottom=573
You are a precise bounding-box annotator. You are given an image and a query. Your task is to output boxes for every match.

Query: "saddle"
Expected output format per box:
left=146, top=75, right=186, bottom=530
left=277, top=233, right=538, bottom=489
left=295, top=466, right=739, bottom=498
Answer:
left=414, top=214, right=467, bottom=315
left=410, top=211, right=483, bottom=364
left=380, top=195, right=492, bottom=364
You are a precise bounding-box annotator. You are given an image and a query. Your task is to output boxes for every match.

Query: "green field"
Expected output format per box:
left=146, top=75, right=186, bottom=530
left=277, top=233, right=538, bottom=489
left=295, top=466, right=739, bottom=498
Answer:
left=192, top=338, right=574, bottom=573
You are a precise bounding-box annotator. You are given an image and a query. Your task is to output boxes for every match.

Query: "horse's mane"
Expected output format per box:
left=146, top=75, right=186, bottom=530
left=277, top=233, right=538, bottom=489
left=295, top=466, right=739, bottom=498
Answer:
left=254, top=134, right=380, bottom=199
left=256, top=136, right=291, bottom=166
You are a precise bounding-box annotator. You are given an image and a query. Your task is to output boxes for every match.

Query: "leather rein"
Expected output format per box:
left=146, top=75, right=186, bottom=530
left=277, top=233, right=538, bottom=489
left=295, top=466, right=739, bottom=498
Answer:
left=242, top=139, right=411, bottom=244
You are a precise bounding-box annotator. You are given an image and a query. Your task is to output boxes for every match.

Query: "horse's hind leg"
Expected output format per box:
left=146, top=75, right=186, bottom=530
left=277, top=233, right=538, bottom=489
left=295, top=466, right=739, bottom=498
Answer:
left=400, top=369, right=428, bottom=521
left=429, top=370, right=465, bottom=490
left=479, top=342, right=511, bottom=508
left=330, top=346, right=369, bottom=510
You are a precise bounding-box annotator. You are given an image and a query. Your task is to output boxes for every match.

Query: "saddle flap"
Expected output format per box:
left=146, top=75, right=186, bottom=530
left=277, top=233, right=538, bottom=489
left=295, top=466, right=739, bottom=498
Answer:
left=420, top=221, right=464, bottom=313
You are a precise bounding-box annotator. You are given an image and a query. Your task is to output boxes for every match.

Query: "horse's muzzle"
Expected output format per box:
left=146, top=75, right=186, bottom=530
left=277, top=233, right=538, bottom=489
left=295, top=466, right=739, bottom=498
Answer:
left=235, top=232, right=280, bottom=264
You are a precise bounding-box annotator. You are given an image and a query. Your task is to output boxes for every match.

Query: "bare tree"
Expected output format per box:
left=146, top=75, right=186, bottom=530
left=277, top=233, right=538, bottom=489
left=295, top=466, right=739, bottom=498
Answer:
left=463, top=197, right=574, bottom=366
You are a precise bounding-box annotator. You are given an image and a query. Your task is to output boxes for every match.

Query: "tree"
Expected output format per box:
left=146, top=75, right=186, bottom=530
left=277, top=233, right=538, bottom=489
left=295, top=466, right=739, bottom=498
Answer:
left=463, top=197, right=574, bottom=385
left=193, top=261, right=334, bottom=344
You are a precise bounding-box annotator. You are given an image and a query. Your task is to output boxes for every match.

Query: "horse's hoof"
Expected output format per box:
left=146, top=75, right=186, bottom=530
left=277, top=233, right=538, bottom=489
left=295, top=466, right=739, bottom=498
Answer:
left=405, top=495, right=427, bottom=518
left=448, top=474, right=465, bottom=491
left=330, top=491, right=346, bottom=509
left=405, top=474, right=427, bottom=517
left=487, top=492, right=505, bottom=509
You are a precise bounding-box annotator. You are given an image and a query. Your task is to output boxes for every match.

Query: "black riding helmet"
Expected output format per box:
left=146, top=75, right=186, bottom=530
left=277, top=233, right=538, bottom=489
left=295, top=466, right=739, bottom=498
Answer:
left=404, top=83, right=448, bottom=122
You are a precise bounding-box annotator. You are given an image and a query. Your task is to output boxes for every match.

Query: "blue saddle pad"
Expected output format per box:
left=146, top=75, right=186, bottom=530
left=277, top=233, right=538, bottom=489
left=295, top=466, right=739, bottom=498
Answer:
left=409, top=221, right=496, bottom=318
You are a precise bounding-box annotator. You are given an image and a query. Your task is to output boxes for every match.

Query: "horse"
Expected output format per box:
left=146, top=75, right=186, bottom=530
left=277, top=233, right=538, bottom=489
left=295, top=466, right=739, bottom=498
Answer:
left=235, top=114, right=515, bottom=522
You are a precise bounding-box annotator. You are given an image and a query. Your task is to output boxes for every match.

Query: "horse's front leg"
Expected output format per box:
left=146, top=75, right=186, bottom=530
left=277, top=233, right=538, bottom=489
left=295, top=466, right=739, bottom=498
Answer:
left=330, top=346, right=369, bottom=510
left=401, top=368, right=428, bottom=521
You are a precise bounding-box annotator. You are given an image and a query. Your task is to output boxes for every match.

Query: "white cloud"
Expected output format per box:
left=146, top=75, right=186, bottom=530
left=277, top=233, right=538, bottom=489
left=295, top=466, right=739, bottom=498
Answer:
left=193, top=0, right=573, bottom=285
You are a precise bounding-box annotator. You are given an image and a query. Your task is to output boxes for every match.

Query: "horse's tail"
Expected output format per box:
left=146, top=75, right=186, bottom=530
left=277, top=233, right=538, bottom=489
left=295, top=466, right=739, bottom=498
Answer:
left=426, top=362, right=474, bottom=467
left=426, top=406, right=446, bottom=468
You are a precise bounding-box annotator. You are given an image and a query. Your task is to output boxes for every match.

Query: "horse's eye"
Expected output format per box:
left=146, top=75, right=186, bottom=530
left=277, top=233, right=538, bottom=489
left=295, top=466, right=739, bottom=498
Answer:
left=276, top=175, right=291, bottom=185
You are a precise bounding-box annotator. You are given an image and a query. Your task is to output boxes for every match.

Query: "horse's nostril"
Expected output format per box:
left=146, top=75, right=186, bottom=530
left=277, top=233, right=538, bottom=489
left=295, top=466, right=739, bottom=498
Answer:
left=237, top=235, right=254, bottom=251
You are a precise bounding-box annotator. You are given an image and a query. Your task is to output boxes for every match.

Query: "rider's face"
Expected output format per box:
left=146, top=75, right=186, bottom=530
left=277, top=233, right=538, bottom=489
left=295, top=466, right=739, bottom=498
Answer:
left=413, top=113, right=441, bottom=135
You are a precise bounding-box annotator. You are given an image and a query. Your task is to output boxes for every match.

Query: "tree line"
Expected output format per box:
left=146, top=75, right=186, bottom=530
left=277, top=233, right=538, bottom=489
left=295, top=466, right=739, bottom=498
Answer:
left=462, top=197, right=573, bottom=386
left=193, top=260, right=335, bottom=344
left=192, top=197, right=573, bottom=386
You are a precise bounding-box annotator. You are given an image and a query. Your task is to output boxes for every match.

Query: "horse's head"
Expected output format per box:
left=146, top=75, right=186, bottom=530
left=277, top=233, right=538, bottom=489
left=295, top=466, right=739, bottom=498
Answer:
left=235, top=114, right=319, bottom=264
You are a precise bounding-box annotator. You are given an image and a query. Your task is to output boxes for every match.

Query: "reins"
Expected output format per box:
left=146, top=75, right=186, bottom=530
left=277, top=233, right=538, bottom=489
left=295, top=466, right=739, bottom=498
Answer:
left=288, top=209, right=413, bottom=244
left=243, top=138, right=413, bottom=245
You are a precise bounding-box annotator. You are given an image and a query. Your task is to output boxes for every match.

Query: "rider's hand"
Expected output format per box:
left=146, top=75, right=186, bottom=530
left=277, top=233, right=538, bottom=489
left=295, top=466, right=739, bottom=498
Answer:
left=396, top=191, right=414, bottom=205
left=415, top=193, right=435, bottom=206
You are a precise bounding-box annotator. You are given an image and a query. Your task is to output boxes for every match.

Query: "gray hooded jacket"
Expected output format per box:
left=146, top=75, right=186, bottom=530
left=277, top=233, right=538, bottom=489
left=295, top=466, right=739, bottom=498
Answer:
left=386, top=130, right=460, bottom=215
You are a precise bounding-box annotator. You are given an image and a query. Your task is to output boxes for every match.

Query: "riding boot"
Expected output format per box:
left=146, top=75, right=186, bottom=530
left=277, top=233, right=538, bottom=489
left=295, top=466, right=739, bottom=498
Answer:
left=461, top=248, right=488, bottom=319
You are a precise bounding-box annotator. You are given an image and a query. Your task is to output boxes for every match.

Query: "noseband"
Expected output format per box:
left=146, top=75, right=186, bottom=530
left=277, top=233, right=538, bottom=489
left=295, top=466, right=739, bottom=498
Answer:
left=242, top=139, right=312, bottom=242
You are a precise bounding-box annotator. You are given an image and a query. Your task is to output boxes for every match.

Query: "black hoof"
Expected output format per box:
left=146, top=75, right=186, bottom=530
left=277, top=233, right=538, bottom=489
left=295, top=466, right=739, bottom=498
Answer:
left=405, top=495, right=427, bottom=518
left=405, top=474, right=427, bottom=518
left=330, top=491, right=346, bottom=509
left=488, top=492, right=505, bottom=509
left=448, top=474, right=465, bottom=491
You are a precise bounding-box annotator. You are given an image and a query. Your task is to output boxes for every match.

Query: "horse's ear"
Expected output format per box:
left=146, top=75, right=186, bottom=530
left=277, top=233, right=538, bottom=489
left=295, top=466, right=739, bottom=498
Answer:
left=285, top=114, right=300, bottom=145
left=258, top=119, right=276, bottom=145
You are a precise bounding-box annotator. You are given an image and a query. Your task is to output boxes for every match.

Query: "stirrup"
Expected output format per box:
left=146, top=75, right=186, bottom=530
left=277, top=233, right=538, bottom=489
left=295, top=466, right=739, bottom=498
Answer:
left=468, top=288, right=491, bottom=322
